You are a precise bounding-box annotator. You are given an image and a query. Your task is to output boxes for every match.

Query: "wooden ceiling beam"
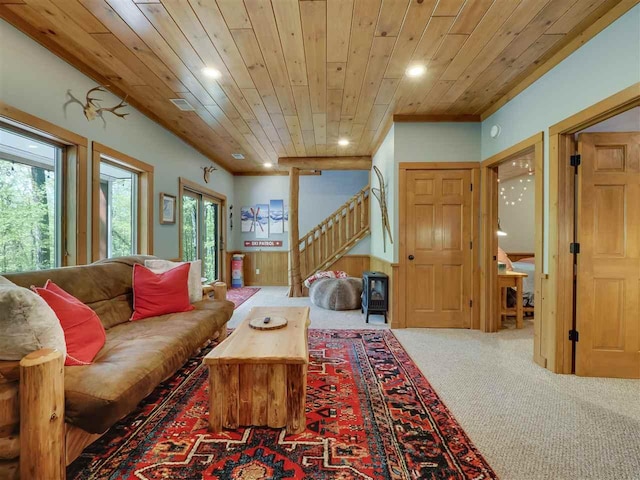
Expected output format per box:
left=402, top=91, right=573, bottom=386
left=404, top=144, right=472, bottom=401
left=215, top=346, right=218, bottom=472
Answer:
left=233, top=170, right=322, bottom=176
left=278, top=156, right=372, bottom=170
left=393, top=114, right=481, bottom=122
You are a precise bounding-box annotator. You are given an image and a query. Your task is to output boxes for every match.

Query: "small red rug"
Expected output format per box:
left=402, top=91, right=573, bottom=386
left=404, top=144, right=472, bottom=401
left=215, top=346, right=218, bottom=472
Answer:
left=226, top=287, right=260, bottom=309
left=68, top=330, right=496, bottom=479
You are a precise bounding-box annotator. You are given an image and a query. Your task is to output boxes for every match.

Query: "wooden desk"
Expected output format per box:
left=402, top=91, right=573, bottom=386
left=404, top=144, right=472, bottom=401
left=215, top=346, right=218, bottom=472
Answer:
left=204, top=306, right=310, bottom=434
left=498, top=271, right=528, bottom=329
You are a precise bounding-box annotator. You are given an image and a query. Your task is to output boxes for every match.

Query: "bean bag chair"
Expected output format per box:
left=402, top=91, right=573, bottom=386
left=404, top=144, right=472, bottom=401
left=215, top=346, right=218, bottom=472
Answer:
left=309, top=277, right=362, bottom=311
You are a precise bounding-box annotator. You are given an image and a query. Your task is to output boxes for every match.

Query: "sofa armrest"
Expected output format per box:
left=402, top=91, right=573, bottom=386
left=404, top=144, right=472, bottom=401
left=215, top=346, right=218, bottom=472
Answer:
left=19, top=349, right=65, bottom=480
left=212, top=282, right=227, bottom=301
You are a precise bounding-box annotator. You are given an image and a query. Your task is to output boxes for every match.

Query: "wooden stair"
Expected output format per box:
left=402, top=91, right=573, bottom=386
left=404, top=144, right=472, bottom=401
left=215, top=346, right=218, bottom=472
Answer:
left=298, top=185, right=370, bottom=282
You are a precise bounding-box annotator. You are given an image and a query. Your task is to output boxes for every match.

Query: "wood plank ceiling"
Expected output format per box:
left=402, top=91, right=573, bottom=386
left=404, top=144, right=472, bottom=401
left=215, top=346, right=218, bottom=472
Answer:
left=0, top=0, right=622, bottom=172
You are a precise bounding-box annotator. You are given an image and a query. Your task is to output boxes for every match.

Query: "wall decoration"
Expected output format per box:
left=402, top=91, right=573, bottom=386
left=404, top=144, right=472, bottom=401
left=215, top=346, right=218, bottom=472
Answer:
left=241, top=207, right=254, bottom=233
left=254, top=204, right=269, bottom=239
left=159, top=193, right=176, bottom=224
left=371, top=165, right=393, bottom=252
left=202, top=165, right=217, bottom=183
left=244, top=240, right=283, bottom=247
left=64, top=85, right=129, bottom=123
left=269, top=199, right=284, bottom=234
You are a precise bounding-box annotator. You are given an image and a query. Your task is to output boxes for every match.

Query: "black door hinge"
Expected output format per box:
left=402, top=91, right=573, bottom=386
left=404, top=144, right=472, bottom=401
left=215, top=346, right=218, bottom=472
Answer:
left=470, top=241, right=473, bottom=250
left=569, top=330, right=579, bottom=342
left=570, top=242, right=580, bottom=254
left=469, top=299, right=473, bottom=308
left=570, top=154, right=581, bottom=167
left=470, top=183, right=473, bottom=191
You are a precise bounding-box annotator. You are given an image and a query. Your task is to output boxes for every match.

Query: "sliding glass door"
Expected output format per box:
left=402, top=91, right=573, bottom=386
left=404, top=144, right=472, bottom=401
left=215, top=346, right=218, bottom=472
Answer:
left=182, top=190, right=220, bottom=282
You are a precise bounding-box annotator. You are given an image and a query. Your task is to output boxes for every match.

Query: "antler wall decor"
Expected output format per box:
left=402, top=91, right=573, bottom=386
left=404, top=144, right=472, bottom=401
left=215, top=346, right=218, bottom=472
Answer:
left=202, top=166, right=217, bottom=183
left=65, top=86, right=129, bottom=123
left=371, top=165, right=393, bottom=253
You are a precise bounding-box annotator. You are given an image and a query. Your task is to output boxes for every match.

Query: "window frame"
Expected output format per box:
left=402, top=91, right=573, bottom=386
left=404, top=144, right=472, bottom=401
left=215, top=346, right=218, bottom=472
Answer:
left=0, top=102, right=89, bottom=267
left=178, top=177, right=226, bottom=282
left=91, top=142, right=154, bottom=261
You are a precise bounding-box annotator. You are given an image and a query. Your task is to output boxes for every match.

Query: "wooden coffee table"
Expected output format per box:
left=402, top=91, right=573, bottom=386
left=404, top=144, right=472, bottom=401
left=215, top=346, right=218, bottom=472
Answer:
left=204, top=306, right=310, bottom=434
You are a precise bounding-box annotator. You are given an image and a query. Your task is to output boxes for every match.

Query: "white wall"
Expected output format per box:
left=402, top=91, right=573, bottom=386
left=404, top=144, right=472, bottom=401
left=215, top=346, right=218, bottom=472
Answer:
left=388, top=122, right=481, bottom=262
left=370, top=125, right=395, bottom=263
left=0, top=19, right=234, bottom=261
left=233, top=171, right=370, bottom=253
left=498, top=175, right=536, bottom=253
left=580, top=106, right=640, bottom=133
left=481, top=5, right=640, bottom=271
left=395, top=122, right=481, bottom=163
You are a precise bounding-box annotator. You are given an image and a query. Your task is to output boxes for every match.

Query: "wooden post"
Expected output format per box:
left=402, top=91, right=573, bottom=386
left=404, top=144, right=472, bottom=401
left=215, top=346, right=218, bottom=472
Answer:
left=288, top=167, right=303, bottom=297
left=212, top=282, right=227, bottom=301
left=213, top=282, right=229, bottom=341
left=20, top=349, right=65, bottom=480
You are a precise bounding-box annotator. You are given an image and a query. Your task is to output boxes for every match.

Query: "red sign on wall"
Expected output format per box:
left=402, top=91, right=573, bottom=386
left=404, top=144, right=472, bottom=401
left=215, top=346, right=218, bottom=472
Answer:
left=244, top=240, right=283, bottom=247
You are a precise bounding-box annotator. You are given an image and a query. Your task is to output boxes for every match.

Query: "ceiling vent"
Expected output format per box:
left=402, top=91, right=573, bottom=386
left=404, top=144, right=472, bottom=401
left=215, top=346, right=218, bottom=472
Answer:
left=169, top=98, right=195, bottom=111
left=231, top=153, right=245, bottom=160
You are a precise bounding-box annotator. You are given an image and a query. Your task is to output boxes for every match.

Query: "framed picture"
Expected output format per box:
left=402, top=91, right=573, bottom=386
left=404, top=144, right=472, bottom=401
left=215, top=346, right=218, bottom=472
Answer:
left=160, top=193, right=176, bottom=224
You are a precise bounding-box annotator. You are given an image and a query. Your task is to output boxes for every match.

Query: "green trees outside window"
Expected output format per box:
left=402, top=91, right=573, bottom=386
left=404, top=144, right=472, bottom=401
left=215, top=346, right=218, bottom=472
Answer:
left=181, top=191, right=219, bottom=282
left=0, top=127, right=61, bottom=274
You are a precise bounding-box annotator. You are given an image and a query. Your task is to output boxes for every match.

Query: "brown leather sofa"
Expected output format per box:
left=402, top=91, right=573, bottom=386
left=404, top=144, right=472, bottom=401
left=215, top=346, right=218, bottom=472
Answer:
left=0, top=256, right=234, bottom=479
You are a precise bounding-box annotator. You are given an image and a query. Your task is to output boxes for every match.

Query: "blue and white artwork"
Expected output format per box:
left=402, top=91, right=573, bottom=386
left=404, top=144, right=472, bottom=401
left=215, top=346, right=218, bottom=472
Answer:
left=241, top=207, right=254, bottom=233
left=255, top=203, right=269, bottom=239
left=269, top=199, right=284, bottom=234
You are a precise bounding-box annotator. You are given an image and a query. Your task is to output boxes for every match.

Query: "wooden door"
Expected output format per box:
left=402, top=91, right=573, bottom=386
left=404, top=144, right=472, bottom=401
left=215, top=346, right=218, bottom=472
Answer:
left=405, top=170, right=472, bottom=328
left=576, top=132, right=640, bottom=378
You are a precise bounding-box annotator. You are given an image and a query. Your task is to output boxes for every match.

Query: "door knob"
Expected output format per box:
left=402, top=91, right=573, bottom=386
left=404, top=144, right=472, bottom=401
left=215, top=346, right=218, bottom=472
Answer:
left=408, top=255, right=414, bottom=260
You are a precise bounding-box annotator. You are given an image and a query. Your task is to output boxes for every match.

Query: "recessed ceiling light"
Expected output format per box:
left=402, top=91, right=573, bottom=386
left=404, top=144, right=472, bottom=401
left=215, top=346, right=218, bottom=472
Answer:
left=202, top=67, right=221, bottom=79
left=338, top=138, right=349, bottom=146
left=231, top=153, right=245, bottom=160
left=263, top=162, right=273, bottom=168
left=28, top=144, right=38, bottom=149
left=405, top=65, right=426, bottom=78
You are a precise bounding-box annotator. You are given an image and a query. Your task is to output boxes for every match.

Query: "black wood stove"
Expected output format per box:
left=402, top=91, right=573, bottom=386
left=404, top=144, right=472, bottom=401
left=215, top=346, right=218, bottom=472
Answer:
left=362, top=271, right=388, bottom=323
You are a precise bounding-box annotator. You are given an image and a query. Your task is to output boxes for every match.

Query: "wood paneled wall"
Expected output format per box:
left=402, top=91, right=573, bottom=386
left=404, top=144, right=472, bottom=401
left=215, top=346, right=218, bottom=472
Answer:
left=226, top=251, right=289, bottom=286
left=327, top=255, right=370, bottom=278
left=226, top=252, right=372, bottom=287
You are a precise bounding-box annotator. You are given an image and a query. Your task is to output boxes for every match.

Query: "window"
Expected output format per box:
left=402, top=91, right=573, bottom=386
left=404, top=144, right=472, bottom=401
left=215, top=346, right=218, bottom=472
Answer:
left=0, top=125, right=63, bottom=273
left=91, top=143, right=153, bottom=261
left=98, top=161, right=138, bottom=258
left=179, top=178, right=225, bottom=283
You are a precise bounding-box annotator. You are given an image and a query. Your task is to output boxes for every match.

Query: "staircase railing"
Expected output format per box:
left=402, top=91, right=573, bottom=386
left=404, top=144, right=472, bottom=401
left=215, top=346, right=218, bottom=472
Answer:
left=298, top=185, right=370, bottom=281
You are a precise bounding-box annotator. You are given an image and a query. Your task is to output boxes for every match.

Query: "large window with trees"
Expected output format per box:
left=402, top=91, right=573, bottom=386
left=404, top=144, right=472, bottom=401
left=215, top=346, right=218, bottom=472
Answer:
left=91, top=143, right=153, bottom=261
left=98, top=161, right=138, bottom=258
left=179, top=178, right=225, bottom=283
left=0, top=125, right=63, bottom=273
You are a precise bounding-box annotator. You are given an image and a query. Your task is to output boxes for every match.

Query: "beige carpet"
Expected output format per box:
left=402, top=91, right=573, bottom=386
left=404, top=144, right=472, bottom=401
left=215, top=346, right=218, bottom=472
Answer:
left=230, top=287, right=640, bottom=480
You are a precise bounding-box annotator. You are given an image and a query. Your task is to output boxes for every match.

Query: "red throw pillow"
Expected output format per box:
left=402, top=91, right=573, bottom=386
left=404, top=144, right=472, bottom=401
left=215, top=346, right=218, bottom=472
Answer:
left=131, top=263, right=194, bottom=321
left=33, top=281, right=106, bottom=366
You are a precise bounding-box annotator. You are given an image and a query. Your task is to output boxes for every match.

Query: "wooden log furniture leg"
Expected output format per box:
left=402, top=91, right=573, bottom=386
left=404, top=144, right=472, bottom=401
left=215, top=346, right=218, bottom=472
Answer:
left=20, top=349, right=65, bottom=480
left=0, top=366, right=20, bottom=480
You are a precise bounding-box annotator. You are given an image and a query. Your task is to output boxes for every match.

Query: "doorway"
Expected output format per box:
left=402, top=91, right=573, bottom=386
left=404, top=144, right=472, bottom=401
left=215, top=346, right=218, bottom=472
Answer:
left=398, top=162, right=480, bottom=329
left=550, top=85, right=638, bottom=377
left=480, top=133, right=545, bottom=364
left=178, top=177, right=226, bottom=283
left=572, top=114, right=639, bottom=378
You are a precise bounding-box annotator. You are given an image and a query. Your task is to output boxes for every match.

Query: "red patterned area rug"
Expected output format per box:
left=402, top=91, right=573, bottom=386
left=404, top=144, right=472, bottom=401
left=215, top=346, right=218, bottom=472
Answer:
left=226, top=287, right=260, bottom=309
left=68, top=330, right=496, bottom=480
